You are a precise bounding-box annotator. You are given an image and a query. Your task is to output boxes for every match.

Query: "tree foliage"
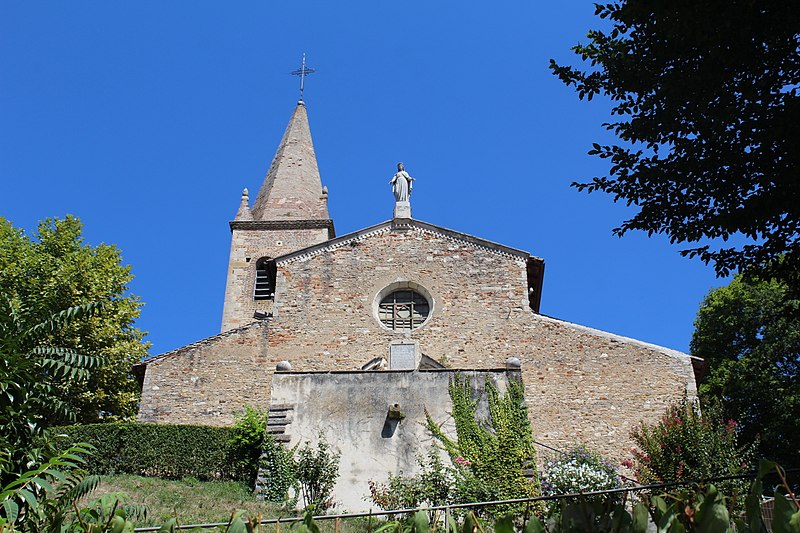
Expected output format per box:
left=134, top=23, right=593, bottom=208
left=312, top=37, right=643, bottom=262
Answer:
left=691, top=275, right=800, bottom=467
left=0, top=216, right=148, bottom=423
left=0, top=443, right=101, bottom=532
left=551, top=1, right=800, bottom=287
left=0, top=293, right=105, bottom=484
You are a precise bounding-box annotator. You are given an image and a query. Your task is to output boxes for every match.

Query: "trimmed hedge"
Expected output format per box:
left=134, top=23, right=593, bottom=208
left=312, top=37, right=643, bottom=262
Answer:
left=53, top=423, right=246, bottom=481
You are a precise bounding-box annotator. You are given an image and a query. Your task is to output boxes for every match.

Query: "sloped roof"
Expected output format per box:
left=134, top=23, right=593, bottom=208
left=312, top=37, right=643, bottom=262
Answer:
left=134, top=321, right=268, bottom=368
left=250, top=102, right=329, bottom=221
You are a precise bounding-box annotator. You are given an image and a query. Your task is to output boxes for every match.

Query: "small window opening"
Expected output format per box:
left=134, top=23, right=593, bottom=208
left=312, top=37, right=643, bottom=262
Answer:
left=254, top=257, right=276, bottom=300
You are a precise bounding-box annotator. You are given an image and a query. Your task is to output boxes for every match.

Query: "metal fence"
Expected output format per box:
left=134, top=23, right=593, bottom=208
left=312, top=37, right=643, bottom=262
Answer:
left=133, top=472, right=781, bottom=532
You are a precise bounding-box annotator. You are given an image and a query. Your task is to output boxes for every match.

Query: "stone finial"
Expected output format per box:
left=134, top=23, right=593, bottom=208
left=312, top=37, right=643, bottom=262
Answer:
left=235, top=188, right=254, bottom=221
left=276, top=360, right=292, bottom=371
left=506, top=357, right=522, bottom=369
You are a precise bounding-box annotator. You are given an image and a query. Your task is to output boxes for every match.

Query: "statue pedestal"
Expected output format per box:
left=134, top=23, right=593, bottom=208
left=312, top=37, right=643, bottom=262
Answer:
left=393, top=201, right=411, bottom=219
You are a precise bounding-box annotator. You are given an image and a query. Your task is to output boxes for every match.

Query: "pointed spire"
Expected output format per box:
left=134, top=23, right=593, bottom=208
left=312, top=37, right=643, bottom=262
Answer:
left=250, top=102, right=330, bottom=221
left=235, top=188, right=254, bottom=221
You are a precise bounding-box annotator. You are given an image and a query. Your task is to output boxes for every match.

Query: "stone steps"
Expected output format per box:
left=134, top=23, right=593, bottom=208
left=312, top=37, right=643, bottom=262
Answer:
left=255, top=403, right=295, bottom=500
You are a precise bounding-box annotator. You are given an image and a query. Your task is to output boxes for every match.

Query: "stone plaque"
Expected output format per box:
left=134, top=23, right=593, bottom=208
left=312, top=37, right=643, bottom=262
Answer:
left=389, top=343, right=416, bottom=370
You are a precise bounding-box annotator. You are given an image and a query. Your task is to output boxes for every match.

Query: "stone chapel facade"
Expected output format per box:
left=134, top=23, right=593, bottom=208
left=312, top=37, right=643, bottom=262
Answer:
left=136, top=101, right=700, bottom=508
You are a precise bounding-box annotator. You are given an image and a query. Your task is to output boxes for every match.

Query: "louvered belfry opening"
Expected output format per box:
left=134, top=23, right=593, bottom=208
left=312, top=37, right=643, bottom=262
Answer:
left=254, top=257, right=275, bottom=300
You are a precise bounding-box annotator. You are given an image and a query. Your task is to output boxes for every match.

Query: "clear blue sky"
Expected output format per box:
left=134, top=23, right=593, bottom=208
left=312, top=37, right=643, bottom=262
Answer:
left=1, top=2, right=725, bottom=356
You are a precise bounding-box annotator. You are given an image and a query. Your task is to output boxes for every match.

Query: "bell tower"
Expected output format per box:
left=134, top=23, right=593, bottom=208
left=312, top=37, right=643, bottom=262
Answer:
left=220, top=101, right=334, bottom=331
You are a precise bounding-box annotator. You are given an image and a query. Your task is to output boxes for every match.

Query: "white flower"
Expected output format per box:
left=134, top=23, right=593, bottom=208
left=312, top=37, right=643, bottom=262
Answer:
left=542, top=455, right=619, bottom=495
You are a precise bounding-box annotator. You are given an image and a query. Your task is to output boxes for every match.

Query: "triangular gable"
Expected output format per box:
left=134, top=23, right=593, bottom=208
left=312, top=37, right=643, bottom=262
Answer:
left=273, top=218, right=543, bottom=266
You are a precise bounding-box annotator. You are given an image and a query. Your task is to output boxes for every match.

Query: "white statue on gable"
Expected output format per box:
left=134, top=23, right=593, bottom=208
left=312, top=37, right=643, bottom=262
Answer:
left=390, top=162, right=415, bottom=203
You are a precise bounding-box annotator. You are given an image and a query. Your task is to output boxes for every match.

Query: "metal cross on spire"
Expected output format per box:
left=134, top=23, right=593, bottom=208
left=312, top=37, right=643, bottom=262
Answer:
left=290, top=53, right=316, bottom=102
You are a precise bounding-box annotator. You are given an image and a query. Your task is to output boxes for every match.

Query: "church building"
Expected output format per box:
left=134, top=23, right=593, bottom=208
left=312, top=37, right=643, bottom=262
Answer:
left=136, top=99, right=700, bottom=509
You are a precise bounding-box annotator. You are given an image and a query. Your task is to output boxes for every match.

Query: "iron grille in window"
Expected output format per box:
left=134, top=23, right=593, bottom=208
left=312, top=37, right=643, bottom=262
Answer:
left=254, top=258, right=274, bottom=300
left=378, top=290, right=430, bottom=331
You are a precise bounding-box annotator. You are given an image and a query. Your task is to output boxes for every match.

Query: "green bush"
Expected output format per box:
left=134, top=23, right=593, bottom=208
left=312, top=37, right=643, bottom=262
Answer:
left=53, top=422, right=250, bottom=482
left=540, top=445, right=621, bottom=520
left=228, top=406, right=268, bottom=486
left=293, top=438, right=340, bottom=512
left=257, top=435, right=296, bottom=504
left=629, top=397, right=755, bottom=501
left=541, top=445, right=620, bottom=495
left=368, top=448, right=453, bottom=511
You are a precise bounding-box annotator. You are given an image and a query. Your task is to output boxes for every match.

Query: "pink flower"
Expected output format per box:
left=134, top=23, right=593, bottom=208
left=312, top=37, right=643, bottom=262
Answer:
left=454, top=456, right=472, bottom=466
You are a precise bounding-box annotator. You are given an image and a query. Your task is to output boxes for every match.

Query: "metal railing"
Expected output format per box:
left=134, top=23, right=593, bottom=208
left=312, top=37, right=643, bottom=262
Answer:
left=133, top=471, right=776, bottom=531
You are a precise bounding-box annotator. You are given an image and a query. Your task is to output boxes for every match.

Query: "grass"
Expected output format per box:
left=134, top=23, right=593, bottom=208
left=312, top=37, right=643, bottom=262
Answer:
left=89, top=475, right=285, bottom=527
left=88, top=475, right=378, bottom=531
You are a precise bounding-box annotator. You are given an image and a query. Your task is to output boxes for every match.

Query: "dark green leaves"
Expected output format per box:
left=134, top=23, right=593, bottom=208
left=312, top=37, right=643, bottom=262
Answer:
left=54, top=423, right=255, bottom=482
left=691, top=275, right=800, bottom=467
left=551, top=1, right=800, bottom=289
left=0, top=444, right=95, bottom=530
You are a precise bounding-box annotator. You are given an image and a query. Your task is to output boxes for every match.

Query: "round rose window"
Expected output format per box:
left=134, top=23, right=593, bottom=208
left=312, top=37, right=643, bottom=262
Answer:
left=378, top=290, right=430, bottom=331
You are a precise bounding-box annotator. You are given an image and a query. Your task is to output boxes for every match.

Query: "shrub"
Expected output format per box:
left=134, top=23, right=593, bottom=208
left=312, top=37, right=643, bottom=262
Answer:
left=368, top=448, right=453, bottom=511
left=540, top=445, right=621, bottom=516
left=541, top=446, right=620, bottom=496
left=227, top=406, right=268, bottom=486
left=629, top=396, right=755, bottom=500
left=0, top=444, right=100, bottom=532
left=54, top=422, right=253, bottom=482
left=256, top=434, right=296, bottom=504
left=293, top=438, right=340, bottom=512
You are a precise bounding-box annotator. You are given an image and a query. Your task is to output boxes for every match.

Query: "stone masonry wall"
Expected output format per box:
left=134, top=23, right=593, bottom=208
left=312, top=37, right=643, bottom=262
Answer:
left=267, top=369, right=514, bottom=510
left=220, top=226, right=330, bottom=332
left=265, top=224, right=696, bottom=459
left=142, top=222, right=696, bottom=461
left=138, top=322, right=274, bottom=425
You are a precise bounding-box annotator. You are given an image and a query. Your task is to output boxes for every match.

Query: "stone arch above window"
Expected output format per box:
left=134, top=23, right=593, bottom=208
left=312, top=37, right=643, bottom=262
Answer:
left=253, top=257, right=276, bottom=301
left=373, top=281, right=433, bottom=332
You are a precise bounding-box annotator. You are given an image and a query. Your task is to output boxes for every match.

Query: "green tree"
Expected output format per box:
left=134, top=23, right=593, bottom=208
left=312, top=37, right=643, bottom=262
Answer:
left=550, top=1, right=800, bottom=288
left=0, top=295, right=103, bottom=483
left=691, top=275, right=800, bottom=466
left=0, top=216, right=148, bottom=423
